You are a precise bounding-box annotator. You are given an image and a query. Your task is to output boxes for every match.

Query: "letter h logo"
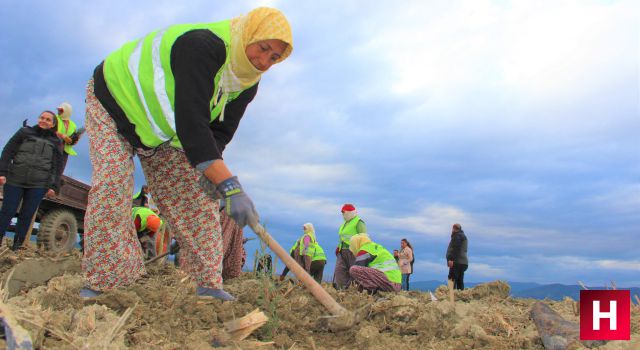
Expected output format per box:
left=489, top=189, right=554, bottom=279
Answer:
left=580, top=290, right=630, bottom=340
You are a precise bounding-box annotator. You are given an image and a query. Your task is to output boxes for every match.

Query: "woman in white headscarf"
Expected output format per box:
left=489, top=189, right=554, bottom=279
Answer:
left=81, top=7, right=293, bottom=301
left=298, top=223, right=326, bottom=283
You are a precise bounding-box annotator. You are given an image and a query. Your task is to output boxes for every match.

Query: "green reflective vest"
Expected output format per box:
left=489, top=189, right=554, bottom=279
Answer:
left=300, top=232, right=326, bottom=262
left=56, top=117, right=77, bottom=156
left=308, top=243, right=326, bottom=262
left=131, top=206, right=159, bottom=232
left=103, top=20, right=250, bottom=148
left=289, top=240, right=300, bottom=255
left=338, top=216, right=362, bottom=247
left=360, top=242, right=401, bottom=284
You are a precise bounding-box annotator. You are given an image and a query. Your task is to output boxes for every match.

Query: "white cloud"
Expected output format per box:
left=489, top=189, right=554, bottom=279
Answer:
left=471, top=263, right=506, bottom=278
left=371, top=203, right=470, bottom=238
left=595, top=260, right=640, bottom=271
left=583, top=183, right=640, bottom=217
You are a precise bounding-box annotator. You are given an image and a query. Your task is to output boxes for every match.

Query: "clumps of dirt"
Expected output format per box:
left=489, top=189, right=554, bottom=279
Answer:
left=2, top=256, right=639, bottom=349
left=3, top=276, right=128, bottom=349
left=434, top=280, right=511, bottom=302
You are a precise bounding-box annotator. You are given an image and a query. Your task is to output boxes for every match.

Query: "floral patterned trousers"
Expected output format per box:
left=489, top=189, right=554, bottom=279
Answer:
left=82, top=79, right=223, bottom=291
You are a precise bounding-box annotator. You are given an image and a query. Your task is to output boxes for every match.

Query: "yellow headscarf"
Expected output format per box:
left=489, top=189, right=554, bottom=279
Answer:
left=349, top=234, right=372, bottom=255
left=216, top=7, right=293, bottom=121
left=222, top=7, right=293, bottom=91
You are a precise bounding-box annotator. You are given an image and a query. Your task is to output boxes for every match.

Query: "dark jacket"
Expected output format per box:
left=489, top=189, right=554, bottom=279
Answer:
left=446, top=230, right=468, bottom=265
left=94, top=29, right=258, bottom=167
left=0, top=125, right=63, bottom=191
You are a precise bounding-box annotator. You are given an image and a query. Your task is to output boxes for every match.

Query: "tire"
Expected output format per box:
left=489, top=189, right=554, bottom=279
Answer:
left=37, top=209, right=78, bottom=253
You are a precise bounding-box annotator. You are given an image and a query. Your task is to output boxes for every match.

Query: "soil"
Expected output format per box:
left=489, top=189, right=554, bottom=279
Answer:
left=1, top=247, right=638, bottom=350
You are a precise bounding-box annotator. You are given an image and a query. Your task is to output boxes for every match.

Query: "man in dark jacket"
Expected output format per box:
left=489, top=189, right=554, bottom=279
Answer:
left=446, top=223, right=468, bottom=290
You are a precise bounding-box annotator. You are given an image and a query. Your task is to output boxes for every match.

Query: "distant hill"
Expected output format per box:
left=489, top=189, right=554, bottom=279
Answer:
left=512, top=284, right=640, bottom=303
left=411, top=280, right=640, bottom=303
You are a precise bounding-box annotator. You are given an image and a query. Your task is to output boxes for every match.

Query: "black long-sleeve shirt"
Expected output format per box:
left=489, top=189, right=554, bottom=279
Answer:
left=93, top=29, right=258, bottom=167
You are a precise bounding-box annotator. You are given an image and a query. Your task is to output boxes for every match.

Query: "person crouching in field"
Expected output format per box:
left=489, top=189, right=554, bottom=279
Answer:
left=348, top=234, right=401, bottom=293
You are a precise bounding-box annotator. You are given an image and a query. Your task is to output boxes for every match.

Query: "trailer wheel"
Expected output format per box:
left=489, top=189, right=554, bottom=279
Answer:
left=38, top=209, right=78, bottom=253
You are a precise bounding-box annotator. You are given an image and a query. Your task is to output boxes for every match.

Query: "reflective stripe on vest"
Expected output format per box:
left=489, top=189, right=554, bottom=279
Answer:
left=103, top=20, right=248, bottom=148
left=300, top=232, right=326, bottom=261
left=338, top=216, right=361, bottom=246
left=361, top=242, right=401, bottom=284
left=309, top=244, right=326, bottom=261
left=56, top=116, right=77, bottom=156
left=132, top=206, right=157, bottom=231
left=289, top=240, right=300, bottom=254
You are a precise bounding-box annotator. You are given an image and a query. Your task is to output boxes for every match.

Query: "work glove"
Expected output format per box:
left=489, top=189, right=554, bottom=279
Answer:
left=213, top=176, right=259, bottom=228
left=169, top=242, right=180, bottom=255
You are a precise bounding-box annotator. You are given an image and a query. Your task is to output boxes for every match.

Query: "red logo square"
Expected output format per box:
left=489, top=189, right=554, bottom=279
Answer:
left=580, top=290, right=630, bottom=340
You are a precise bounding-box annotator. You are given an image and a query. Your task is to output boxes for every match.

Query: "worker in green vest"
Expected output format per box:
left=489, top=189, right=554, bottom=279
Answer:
left=55, top=102, right=82, bottom=172
left=132, top=184, right=150, bottom=207
left=349, top=234, right=401, bottom=293
left=80, top=7, right=293, bottom=301
left=131, top=206, right=163, bottom=258
left=300, top=223, right=326, bottom=283
left=333, top=203, right=367, bottom=289
left=132, top=206, right=162, bottom=235
left=279, top=238, right=302, bottom=281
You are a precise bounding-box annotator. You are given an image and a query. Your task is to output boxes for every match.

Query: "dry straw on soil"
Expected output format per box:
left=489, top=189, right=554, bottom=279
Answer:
left=1, top=250, right=639, bottom=349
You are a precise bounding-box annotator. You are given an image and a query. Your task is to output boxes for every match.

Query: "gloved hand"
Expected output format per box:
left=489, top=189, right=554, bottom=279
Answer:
left=215, top=176, right=259, bottom=228
left=169, top=242, right=180, bottom=255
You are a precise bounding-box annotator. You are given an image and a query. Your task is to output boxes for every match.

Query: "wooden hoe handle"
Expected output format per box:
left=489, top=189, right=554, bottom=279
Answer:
left=250, top=223, right=349, bottom=317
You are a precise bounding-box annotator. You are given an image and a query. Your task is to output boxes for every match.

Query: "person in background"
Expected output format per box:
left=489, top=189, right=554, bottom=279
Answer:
left=132, top=185, right=150, bottom=207
left=348, top=234, right=401, bottom=294
left=299, top=223, right=326, bottom=283
left=446, top=223, right=468, bottom=290
left=333, top=203, right=367, bottom=289
left=398, top=238, right=414, bottom=291
left=132, top=206, right=163, bottom=259
left=81, top=7, right=293, bottom=301
left=55, top=102, right=81, bottom=172
left=280, top=237, right=302, bottom=280
left=0, top=112, right=62, bottom=250
left=393, top=249, right=399, bottom=262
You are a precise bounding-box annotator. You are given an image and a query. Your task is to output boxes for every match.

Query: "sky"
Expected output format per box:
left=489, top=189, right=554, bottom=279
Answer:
left=1, top=0, right=638, bottom=286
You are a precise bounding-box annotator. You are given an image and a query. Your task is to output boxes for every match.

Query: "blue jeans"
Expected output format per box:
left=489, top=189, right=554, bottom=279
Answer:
left=0, top=184, right=47, bottom=250
left=401, top=273, right=411, bottom=291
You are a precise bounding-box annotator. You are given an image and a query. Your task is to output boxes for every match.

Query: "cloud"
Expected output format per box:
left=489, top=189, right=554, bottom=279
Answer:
left=371, top=203, right=470, bottom=239
left=1, top=0, right=637, bottom=287
left=594, top=260, right=640, bottom=271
